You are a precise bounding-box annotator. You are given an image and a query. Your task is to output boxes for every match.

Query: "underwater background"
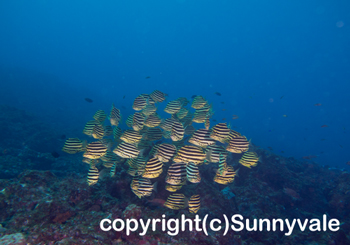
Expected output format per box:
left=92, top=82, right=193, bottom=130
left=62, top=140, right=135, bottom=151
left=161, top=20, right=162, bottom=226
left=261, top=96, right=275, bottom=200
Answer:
left=0, top=0, right=350, bottom=244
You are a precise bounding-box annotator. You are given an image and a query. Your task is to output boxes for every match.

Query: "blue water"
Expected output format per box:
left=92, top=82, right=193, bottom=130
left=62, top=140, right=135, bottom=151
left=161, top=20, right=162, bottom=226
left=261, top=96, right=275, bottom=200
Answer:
left=0, top=0, right=349, bottom=168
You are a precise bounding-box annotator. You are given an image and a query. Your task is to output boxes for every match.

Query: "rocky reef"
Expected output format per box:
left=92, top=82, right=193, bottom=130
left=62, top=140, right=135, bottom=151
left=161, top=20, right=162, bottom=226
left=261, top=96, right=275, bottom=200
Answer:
left=0, top=105, right=349, bottom=244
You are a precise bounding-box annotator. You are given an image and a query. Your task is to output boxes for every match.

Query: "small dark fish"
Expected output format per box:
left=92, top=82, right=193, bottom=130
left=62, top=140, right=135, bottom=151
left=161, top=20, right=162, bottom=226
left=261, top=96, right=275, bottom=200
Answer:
left=191, top=95, right=197, bottom=99
left=222, top=109, right=226, bottom=111
left=232, top=115, right=239, bottom=120
left=339, top=144, right=343, bottom=148
left=221, top=102, right=225, bottom=104
left=60, top=134, right=66, bottom=140
left=283, top=115, right=288, bottom=118
left=145, top=76, right=151, bottom=79
left=321, top=125, right=328, bottom=128
left=320, top=138, right=326, bottom=141
left=123, top=95, right=125, bottom=99
left=222, top=118, right=226, bottom=121
left=213, top=119, right=217, bottom=122
left=267, top=147, right=273, bottom=151
left=122, top=106, right=126, bottom=109
left=51, top=151, right=60, bottom=158
left=84, top=98, right=93, bottom=103
left=281, top=151, right=284, bottom=153
left=215, top=92, right=221, bottom=96
left=346, top=161, right=350, bottom=166
left=280, top=95, right=284, bottom=99
left=314, top=103, right=322, bottom=106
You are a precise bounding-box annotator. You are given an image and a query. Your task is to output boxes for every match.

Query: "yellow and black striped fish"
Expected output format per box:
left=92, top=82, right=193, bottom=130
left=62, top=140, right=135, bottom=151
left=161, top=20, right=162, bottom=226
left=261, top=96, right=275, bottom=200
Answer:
left=92, top=123, right=105, bottom=139
left=142, top=157, right=163, bottom=178
left=62, top=138, right=85, bottom=154
left=144, top=128, right=163, bottom=141
left=191, top=96, right=207, bottom=109
left=164, top=193, right=187, bottom=210
left=173, top=145, right=206, bottom=165
left=126, top=114, right=134, bottom=128
left=113, top=142, right=140, bottom=158
left=226, top=135, right=249, bottom=153
left=166, top=162, right=187, bottom=185
left=154, top=143, right=177, bottom=163
left=120, top=129, right=143, bottom=144
left=133, top=95, right=148, bottom=111
left=93, top=110, right=107, bottom=122
left=171, top=120, right=184, bottom=142
left=150, top=90, right=167, bottom=103
left=189, top=129, right=216, bottom=148
left=110, top=162, right=117, bottom=177
left=142, top=103, right=157, bottom=116
left=87, top=165, right=99, bottom=186
left=176, top=97, right=190, bottom=107
left=132, top=112, right=145, bottom=131
left=192, top=110, right=208, bottom=123
left=164, top=100, right=182, bottom=114
left=210, top=123, right=230, bottom=143
left=186, top=162, right=201, bottom=183
left=83, top=141, right=108, bottom=159
left=83, top=120, right=99, bottom=136
left=101, top=150, right=119, bottom=163
left=176, top=107, right=189, bottom=120
left=180, top=112, right=193, bottom=127
left=205, top=145, right=227, bottom=163
left=226, top=129, right=241, bottom=142
left=144, top=113, right=162, bottom=127
left=131, top=176, right=155, bottom=198
left=165, top=183, right=184, bottom=192
left=213, top=165, right=236, bottom=185
left=82, top=158, right=100, bottom=166
left=113, top=127, right=123, bottom=141
left=140, top=94, right=156, bottom=105
left=127, top=156, right=146, bottom=176
left=188, top=194, right=200, bottom=213
left=104, top=125, right=113, bottom=137
left=109, top=104, right=122, bottom=126
left=239, top=152, right=259, bottom=168
left=160, top=117, right=177, bottom=131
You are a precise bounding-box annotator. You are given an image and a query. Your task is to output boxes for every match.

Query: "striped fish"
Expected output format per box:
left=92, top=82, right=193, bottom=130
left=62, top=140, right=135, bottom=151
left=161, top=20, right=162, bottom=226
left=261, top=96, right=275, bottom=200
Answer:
left=204, top=115, right=210, bottom=130
left=83, top=141, right=108, bottom=159
left=226, top=129, right=241, bottom=142
left=173, top=145, right=206, bottom=165
left=191, top=96, right=207, bottom=109
left=110, top=162, right=117, bottom=177
left=210, top=123, right=230, bottom=143
left=192, top=110, right=208, bottom=123
left=142, top=157, right=163, bottom=178
left=120, top=129, right=143, bottom=144
left=140, top=94, right=156, bottom=105
left=165, top=162, right=187, bottom=185
left=176, top=107, right=189, bottom=120
left=188, top=194, right=200, bottom=214
left=126, top=114, right=134, bottom=128
left=162, top=130, right=171, bottom=139
left=165, top=183, right=184, bottom=192
left=226, top=135, right=249, bottom=153
left=104, top=125, right=113, bottom=137
left=137, top=139, right=152, bottom=150
left=133, top=95, right=147, bottom=111
left=132, top=112, right=145, bottom=131
left=113, top=142, right=140, bottom=158
left=131, top=177, right=155, bottom=198
left=92, top=123, right=105, bottom=139
left=150, top=90, right=167, bottom=103
left=62, top=138, right=85, bottom=154
left=213, top=165, right=236, bottom=185
left=160, top=117, right=177, bottom=131
left=189, top=129, right=215, bottom=148
left=144, top=113, right=162, bottom=127
left=154, top=143, right=177, bottom=163
left=239, top=152, right=259, bottom=168
left=87, top=165, right=99, bottom=186
left=171, top=120, right=185, bottom=141
left=176, top=97, right=189, bottom=107
left=205, top=145, right=227, bottom=163
left=83, top=120, right=99, bottom=136
left=186, top=162, right=201, bottom=183
left=93, top=110, right=107, bottom=122
left=144, top=128, right=163, bottom=141
left=180, top=112, right=193, bottom=128
left=113, top=127, right=123, bottom=141
left=142, top=103, right=157, bottom=116
left=164, top=100, right=182, bottom=114
left=82, top=158, right=100, bottom=166
left=101, top=150, right=119, bottom=163
left=109, top=104, right=122, bottom=126
left=127, top=156, right=146, bottom=176
left=164, top=193, right=187, bottom=210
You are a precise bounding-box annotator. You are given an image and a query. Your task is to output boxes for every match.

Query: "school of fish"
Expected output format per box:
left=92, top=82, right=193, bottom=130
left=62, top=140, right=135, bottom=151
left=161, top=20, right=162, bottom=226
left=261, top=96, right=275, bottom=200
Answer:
left=62, top=90, right=259, bottom=213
